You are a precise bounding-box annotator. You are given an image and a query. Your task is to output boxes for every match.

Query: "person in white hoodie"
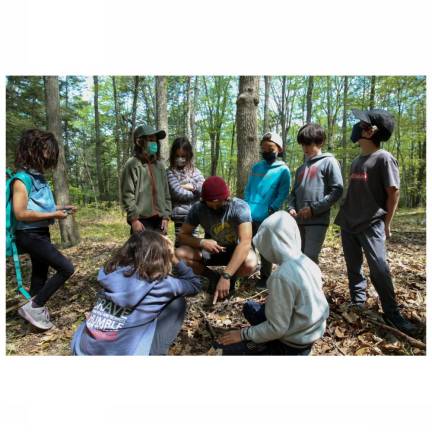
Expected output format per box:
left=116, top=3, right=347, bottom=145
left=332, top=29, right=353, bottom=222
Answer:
left=217, top=211, right=329, bottom=355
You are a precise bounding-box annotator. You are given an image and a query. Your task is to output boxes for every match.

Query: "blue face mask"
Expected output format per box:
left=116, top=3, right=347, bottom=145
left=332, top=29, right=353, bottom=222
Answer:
left=147, top=142, right=158, bottom=155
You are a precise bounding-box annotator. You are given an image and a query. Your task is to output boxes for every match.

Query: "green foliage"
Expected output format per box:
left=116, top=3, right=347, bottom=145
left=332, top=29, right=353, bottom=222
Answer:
left=5, top=75, right=426, bottom=208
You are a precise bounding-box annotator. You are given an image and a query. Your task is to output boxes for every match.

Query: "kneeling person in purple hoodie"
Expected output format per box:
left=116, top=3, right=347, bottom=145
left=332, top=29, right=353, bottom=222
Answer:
left=71, top=231, right=201, bottom=355
left=216, top=211, right=329, bottom=355
left=288, top=123, right=343, bottom=264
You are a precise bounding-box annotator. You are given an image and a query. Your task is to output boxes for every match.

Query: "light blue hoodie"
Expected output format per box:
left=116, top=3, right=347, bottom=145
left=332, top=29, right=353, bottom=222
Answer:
left=244, top=159, right=291, bottom=223
left=71, top=261, right=201, bottom=355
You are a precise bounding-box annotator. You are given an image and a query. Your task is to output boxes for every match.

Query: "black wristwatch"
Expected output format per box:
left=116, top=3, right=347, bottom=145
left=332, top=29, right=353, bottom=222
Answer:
left=221, top=272, right=232, bottom=280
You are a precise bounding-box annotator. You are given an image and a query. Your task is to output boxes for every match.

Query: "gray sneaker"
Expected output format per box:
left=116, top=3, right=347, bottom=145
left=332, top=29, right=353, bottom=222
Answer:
left=18, top=300, right=53, bottom=330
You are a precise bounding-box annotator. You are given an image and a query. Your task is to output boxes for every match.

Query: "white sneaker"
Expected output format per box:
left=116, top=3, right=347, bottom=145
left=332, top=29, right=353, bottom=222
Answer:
left=18, top=300, right=53, bottom=331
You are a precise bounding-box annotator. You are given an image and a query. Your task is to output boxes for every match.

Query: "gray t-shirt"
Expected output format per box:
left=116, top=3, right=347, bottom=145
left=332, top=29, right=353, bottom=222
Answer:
left=334, top=149, right=400, bottom=233
left=185, top=197, right=252, bottom=246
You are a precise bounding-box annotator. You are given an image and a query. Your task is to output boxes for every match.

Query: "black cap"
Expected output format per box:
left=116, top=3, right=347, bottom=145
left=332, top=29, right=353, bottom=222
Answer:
left=351, top=109, right=395, bottom=142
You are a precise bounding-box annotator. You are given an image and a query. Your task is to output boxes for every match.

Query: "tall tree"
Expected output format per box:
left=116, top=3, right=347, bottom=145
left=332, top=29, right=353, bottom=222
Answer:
left=202, top=76, right=232, bottom=176
left=325, top=76, right=344, bottom=151
left=156, top=76, right=169, bottom=163
left=369, top=75, right=376, bottom=110
left=341, top=76, right=349, bottom=181
left=191, top=76, right=199, bottom=149
left=112, top=76, right=122, bottom=204
left=185, top=76, right=193, bottom=139
left=93, top=76, right=104, bottom=200
left=44, top=76, right=80, bottom=246
left=126, top=76, right=140, bottom=163
left=263, top=76, right=271, bottom=133
left=236, top=76, right=259, bottom=197
left=306, top=76, right=314, bottom=123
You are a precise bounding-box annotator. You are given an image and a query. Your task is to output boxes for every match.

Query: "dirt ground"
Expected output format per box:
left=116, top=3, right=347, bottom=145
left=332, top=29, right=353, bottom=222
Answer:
left=5, top=208, right=426, bottom=356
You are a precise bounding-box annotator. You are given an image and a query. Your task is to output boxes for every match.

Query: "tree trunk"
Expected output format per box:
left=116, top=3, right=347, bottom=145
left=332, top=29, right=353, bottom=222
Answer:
left=341, top=76, right=349, bottom=182
left=112, top=76, right=122, bottom=205
left=306, top=76, right=314, bottom=123
left=236, top=76, right=259, bottom=198
left=326, top=76, right=333, bottom=150
left=93, top=76, right=104, bottom=200
left=227, top=122, right=236, bottom=190
left=127, top=76, right=140, bottom=163
left=185, top=76, right=193, bottom=139
left=263, top=76, right=271, bottom=133
left=191, top=76, right=199, bottom=150
left=369, top=76, right=376, bottom=110
left=156, top=76, right=169, bottom=163
left=45, top=76, right=80, bottom=247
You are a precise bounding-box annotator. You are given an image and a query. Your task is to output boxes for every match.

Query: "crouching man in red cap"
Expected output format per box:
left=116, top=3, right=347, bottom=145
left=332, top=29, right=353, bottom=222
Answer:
left=176, top=176, right=258, bottom=304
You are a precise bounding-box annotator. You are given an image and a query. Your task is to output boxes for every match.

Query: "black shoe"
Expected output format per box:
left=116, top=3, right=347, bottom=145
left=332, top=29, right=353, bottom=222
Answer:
left=383, top=313, right=417, bottom=337
left=255, top=276, right=268, bottom=290
left=347, top=301, right=366, bottom=313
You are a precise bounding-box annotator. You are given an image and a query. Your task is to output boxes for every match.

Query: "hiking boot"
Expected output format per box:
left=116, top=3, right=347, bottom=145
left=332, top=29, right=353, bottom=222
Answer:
left=348, top=301, right=366, bottom=313
left=383, top=312, right=417, bottom=337
left=18, top=300, right=53, bottom=331
left=255, top=276, right=268, bottom=291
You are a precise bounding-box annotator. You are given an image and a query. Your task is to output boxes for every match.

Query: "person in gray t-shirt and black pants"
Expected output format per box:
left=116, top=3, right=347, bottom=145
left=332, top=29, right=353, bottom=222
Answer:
left=334, top=109, right=417, bottom=336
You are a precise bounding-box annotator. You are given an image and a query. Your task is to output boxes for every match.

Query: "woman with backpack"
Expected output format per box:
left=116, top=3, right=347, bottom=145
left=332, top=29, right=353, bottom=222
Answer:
left=12, top=129, right=76, bottom=331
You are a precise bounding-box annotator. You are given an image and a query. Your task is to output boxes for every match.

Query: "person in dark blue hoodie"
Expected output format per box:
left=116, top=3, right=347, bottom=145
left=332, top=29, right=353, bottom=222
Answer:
left=288, top=123, right=343, bottom=264
left=244, top=132, right=291, bottom=288
left=71, top=230, right=201, bottom=355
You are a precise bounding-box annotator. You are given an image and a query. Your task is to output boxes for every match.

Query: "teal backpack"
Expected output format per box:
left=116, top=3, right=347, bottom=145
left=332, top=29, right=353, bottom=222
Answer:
left=6, top=169, right=32, bottom=299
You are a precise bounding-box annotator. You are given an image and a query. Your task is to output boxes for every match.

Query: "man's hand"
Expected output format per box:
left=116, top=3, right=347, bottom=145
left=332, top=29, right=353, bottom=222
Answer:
left=213, top=277, right=230, bottom=304
left=298, top=207, right=312, bottom=220
left=161, top=219, right=169, bottom=234
left=131, top=220, right=145, bottom=233
left=201, top=239, right=226, bottom=254
left=217, top=330, right=242, bottom=345
left=288, top=209, right=297, bottom=218
left=385, top=223, right=391, bottom=239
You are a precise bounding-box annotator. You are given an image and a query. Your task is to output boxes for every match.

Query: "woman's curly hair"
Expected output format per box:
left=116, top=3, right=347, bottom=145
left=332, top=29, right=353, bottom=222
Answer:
left=15, top=128, right=59, bottom=173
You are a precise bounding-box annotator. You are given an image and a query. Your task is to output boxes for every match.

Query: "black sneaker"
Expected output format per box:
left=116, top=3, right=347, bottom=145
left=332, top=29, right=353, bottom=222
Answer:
left=348, top=301, right=366, bottom=313
left=255, top=276, right=268, bottom=291
left=383, top=312, right=417, bottom=337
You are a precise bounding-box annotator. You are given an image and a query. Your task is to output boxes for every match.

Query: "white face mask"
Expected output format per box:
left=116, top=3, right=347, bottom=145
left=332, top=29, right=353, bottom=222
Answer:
left=175, top=157, right=187, bottom=167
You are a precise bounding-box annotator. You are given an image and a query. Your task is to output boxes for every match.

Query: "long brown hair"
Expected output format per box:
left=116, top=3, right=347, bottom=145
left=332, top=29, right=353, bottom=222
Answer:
left=15, top=129, right=59, bottom=173
left=104, top=231, right=173, bottom=281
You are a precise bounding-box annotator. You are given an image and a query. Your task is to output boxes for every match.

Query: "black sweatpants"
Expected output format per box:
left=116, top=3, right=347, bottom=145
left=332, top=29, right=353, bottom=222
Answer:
left=15, top=228, right=75, bottom=307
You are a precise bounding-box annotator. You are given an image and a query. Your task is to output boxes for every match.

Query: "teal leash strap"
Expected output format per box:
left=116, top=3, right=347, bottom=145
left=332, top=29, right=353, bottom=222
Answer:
left=11, top=241, right=31, bottom=300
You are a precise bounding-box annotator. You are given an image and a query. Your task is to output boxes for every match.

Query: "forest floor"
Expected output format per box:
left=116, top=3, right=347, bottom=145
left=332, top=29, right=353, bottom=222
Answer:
left=5, top=205, right=427, bottom=356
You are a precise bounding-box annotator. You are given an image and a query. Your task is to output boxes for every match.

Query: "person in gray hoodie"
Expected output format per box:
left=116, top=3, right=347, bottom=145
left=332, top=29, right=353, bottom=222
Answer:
left=216, top=211, right=329, bottom=355
left=287, top=123, right=343, bottom=263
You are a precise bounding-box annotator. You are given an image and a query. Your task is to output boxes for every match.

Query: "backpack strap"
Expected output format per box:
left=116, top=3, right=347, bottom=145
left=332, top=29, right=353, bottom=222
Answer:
left=11, top=241, right=31, bottom=300
left=13, top=171, right=32, bottom=195
left=9, top=171, right=32, bottom=300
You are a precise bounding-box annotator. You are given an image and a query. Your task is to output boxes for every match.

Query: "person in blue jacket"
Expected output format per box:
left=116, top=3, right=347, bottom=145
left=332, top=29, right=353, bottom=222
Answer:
left=244, top=132, right=291, bottom=288
left=71, top=230, right=201, bottom=355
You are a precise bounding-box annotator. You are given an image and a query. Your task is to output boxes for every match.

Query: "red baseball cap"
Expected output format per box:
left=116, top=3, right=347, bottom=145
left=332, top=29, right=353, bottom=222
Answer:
left=201, top=176, right=230, bottom=201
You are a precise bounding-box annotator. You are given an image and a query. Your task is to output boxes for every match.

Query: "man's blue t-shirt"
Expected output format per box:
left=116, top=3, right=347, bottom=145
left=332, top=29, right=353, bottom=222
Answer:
left=185, top=198, right=252, bottom=247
